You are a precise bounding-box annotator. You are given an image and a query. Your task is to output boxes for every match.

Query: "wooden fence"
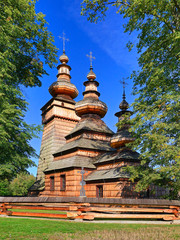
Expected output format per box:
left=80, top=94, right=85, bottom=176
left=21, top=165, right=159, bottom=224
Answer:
left=0, top=197, right=179, bottom=221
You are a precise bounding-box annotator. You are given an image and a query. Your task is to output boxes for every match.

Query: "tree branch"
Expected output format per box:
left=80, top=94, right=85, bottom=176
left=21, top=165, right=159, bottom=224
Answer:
left=144, top=11, right=175, bottom=33
left=107, top=1, right=131, bottom=7
left=172, top=0, right=180, bottom=13
left=107, top=1, right=175, bottom=32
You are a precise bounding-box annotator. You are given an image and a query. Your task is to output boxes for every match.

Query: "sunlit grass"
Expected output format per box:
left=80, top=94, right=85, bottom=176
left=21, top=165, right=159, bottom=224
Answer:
left=0, top=218, right=179, bottom=240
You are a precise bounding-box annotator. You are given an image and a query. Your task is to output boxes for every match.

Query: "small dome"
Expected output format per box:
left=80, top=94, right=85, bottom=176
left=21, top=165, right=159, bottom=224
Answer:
left=59, top=52, right=69, bottom=63
left=119, top=99, right=129, bottom=110
left=87, top=69, right=96, bottom=80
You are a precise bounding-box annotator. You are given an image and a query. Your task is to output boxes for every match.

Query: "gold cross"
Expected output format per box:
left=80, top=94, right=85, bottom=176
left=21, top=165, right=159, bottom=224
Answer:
left=86, top=51, right=95, bottom=68
left=58, top=32, right=69, bottom=53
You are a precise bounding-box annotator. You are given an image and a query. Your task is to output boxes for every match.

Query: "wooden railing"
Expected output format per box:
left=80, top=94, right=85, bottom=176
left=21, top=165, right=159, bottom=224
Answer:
left=0, top=197, right=179, bottom=221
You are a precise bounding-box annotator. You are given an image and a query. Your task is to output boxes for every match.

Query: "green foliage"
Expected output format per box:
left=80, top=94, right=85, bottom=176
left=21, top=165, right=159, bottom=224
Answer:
left=0, top=179, right=11, bottom=196
left=116, top=112, right=132, bottom=130
left=9, top=173, right=35, bottom=196
left=0, top=84, right=41, bottom=181
left=81, top=0, right=180, bottom=199
left=0, top=0, right=57, bottom=87
left=0, top=0, right=57, bottom=182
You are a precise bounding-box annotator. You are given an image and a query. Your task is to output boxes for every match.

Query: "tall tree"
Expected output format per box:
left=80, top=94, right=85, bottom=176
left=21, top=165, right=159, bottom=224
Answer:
left=81, top=0, right=180, bottom=198
left=0, top=0, right=57, bottom=185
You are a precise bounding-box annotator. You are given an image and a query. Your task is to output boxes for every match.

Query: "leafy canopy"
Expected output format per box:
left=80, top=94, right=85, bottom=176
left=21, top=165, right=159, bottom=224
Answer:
left=81, top=0, right=180, bottom=198
left=0, top=173, right=35, bottom=196
left=0, top=0, right=57, bottom=183
left=9, top=173, right=36, bottom=196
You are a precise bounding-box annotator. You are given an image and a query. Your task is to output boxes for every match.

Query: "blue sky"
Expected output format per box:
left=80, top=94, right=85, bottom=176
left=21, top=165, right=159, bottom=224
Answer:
left=25, top=0, right=139, bottom=176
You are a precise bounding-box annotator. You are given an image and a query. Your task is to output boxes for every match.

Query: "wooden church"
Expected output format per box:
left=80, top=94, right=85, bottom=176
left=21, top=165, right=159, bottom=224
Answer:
left=29, top=46, right=141, bottom=198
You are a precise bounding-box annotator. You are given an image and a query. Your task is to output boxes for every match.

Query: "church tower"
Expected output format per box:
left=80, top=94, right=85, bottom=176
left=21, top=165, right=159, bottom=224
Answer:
left=30, top=38, right=80, bottom=194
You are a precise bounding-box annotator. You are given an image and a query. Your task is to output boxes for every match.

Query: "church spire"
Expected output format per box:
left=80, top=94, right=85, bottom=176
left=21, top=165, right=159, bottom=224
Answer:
left=119, top=79, right=129, bottom=110
left=86, top=51, right=97, bottom=81
left=110, top=80, right=135, bottom=149
left=75, top=52, right=107, bottom=118
left=48, top=33, right=78, bottom=100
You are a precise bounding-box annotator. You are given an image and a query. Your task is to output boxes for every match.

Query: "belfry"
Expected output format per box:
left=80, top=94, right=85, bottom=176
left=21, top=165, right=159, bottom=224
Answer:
left=30, top=36, right=79, bottom=194
left=30, top=38, right=140, bottom=198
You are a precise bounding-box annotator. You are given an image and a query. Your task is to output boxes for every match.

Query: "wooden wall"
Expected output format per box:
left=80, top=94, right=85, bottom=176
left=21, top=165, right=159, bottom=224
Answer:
left=40, top=168, right=139, bottom=199
left=36, top=97, right=79, bottom=186
left=85, top=180, right=139, bottom=198
left=40, top=169, right=89, bottom=197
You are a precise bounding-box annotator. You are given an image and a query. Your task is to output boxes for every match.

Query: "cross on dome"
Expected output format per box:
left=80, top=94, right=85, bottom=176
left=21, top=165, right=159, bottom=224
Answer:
left=86, top=51, right=95, bottom=69
left=58, top=32, right=69, bottom=53
left=120, top=78, right=128, bottom=100
left=120, top=78, right=128, bottom=89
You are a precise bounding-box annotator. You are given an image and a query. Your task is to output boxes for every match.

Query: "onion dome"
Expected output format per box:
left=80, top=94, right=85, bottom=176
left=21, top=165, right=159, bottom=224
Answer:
left=75, top=67, right=107, bottom=118
left=119, top=85, right=129, bottom=110
left=59, top=51, right=69, bottom=64
left=49, top=51, right=78, bottom=99
left=119, top=99, right=129, bottom=110
left=110, top=86, right=135, bottom=149
left=87, top=68, right=96, bottom=80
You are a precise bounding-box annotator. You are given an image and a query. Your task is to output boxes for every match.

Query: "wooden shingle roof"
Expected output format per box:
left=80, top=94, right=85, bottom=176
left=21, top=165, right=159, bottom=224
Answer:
left=44, top=156, right=96, bottom=172
left=85, top=167, right=129, bottom=182
left=54, top=138, right=114, bottom=156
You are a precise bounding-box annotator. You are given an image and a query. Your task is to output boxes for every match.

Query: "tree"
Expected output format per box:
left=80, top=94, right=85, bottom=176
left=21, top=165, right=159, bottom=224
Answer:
left=0, top=179, right=11, bottom=196
left=0, top=0, right=57, bottom=184
left=9, top=173, right=36, bottom=196
left=81, top=0, right=180, bottom=198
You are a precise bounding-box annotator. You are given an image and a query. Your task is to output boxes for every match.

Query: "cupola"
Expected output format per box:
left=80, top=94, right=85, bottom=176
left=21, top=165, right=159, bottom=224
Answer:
left=75, top=52, right=107, bottom=118
left=110, top=80, right=135, bottom=149
left=48, top=33, right=78, bottom=100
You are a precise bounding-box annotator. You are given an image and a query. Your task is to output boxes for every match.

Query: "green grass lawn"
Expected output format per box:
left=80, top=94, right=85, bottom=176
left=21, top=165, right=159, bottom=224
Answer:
left=0, top=218, right=179, bottom=240
left=8, top=209, right=66, bottom=214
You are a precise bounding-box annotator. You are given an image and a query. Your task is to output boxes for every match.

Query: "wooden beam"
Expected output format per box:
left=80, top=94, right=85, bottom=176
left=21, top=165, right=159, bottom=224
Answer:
left=83, top=213, right=175, bottom=220
left=11, top=212, right=67, bottom=219
left=7, top=202, right=90, bottom=207
left=78, top=207, right=176, bottom=214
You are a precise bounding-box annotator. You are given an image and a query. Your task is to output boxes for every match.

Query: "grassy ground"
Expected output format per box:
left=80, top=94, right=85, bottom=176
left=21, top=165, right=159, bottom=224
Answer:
left=0, top=218, right=179, bottom=240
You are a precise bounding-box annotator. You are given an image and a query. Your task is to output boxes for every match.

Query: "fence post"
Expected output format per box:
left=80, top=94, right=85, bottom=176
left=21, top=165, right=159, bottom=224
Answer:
left=1, top=203, right=7, bottom=215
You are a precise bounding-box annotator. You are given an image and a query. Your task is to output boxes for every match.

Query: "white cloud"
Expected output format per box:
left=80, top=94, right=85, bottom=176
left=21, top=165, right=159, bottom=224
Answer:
left=63, top=0, right=138, bottom=71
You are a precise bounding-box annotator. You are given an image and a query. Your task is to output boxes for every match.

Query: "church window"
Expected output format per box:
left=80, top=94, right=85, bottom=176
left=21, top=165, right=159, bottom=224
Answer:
left=60, top=174, right=66, bottom=191
left=50, top=176, right=54, bottom=191
left=96, top=185, right=103, bottom=198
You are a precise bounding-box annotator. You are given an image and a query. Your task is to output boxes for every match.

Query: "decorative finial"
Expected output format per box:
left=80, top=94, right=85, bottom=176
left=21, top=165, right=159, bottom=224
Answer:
left=86, top=51, right=95, bottom=69
left=58, top=32, right=69, bottom=53
left=120, top=78, right=128, bottom=100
